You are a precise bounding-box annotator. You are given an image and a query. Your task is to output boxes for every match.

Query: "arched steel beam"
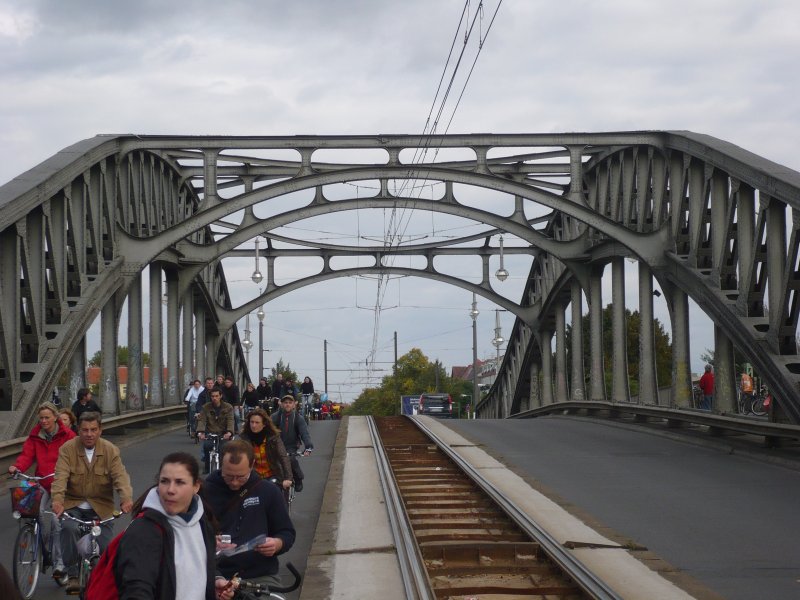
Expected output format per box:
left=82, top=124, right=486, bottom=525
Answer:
left=214, top=265, right=539, bottom=333
left=117, top=166, right=672, bottom=270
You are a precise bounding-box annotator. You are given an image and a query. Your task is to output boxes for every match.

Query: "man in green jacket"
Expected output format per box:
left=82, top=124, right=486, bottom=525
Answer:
left=51, top=411, right=133, bottom=593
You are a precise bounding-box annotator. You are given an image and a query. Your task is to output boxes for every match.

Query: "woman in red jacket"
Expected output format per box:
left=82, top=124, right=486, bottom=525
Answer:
left=8, top=401, right=76, bottom=584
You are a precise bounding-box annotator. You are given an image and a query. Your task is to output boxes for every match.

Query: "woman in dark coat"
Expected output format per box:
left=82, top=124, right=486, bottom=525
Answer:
left=115, top=452, right=235, bottom=600
left=238, top=408, right=293, bottom=495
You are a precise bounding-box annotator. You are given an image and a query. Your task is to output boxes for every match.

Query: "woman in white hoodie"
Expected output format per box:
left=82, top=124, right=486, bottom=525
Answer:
left=115, top=452, right=235, bottom=600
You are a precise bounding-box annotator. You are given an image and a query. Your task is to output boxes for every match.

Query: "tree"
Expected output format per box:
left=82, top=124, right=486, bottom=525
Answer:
left=268, top=358, right=298, bottom=386
left=348, top=348, right=471, bottom=416
left=88, top=346, right=150, bottom=367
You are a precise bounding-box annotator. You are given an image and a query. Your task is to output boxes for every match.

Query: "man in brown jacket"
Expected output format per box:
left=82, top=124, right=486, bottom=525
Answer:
left=51, top=411, right=133, bottom=593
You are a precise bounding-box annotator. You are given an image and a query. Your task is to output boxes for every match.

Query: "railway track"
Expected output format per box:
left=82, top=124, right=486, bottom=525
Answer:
left=370, top=416, right=621, bottom=600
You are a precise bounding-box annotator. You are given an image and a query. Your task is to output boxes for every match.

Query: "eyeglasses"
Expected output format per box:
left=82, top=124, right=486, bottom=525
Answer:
left=221, top=472, right=250, bottom=482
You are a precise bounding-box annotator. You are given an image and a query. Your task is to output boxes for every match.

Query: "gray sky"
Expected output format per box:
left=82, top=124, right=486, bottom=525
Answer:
left=2, top=1, right=799, bottom=402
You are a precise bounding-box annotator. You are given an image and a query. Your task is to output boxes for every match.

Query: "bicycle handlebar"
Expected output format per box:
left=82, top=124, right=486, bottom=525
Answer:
left=11, top=472, right=54, bottom=482
left=234, top=561, right=301, bottom=594
left=60, top=510, right=124, bottom=526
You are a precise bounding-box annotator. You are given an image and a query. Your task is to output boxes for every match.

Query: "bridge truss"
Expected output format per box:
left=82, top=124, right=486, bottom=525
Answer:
left=0, top=132, right=799, bottom=438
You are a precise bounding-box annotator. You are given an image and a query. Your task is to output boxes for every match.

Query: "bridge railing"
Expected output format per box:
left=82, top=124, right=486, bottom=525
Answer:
left=0, top=406, right=185, bottom=461
left=512, top=401, right=800, bottom=446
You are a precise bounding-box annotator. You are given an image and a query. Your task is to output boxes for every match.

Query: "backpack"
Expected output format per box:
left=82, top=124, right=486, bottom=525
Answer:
left=85, top=513, right=164, bottom=599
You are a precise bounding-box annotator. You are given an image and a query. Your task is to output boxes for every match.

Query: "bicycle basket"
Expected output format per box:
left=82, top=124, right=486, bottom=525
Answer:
left=10, top=483, right=43, bottom=517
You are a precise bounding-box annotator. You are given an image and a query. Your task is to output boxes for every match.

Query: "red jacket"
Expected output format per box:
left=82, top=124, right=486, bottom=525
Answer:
left=699, top=372, right=715, bottom=396
left=14, top=422, right=76, bottom=492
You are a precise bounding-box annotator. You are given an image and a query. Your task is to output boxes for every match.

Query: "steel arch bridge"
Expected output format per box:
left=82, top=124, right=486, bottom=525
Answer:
left=1, top=132, right=799, bottom=439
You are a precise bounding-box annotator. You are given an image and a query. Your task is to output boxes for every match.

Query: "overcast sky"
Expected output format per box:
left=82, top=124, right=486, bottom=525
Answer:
left=2, top=1, right=799, bottom=403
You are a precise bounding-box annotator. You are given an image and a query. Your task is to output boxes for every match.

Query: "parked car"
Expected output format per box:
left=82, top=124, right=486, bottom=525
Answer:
left=418, top=393, right=453, bottom=418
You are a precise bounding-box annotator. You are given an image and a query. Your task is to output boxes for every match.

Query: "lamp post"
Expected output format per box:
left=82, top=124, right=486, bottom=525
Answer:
left=469, top=293, right=479, bottom=419
left=251, top=237, right=263, bottom=285
left=495, top=234, right=509, bottom=282
left=492, top=309, right=504, bottom=380
left=257, top=303, right=265, bottom=380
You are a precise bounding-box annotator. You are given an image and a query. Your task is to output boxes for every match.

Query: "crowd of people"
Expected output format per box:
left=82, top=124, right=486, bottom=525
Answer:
left=5, top=371, right=318, bottom=599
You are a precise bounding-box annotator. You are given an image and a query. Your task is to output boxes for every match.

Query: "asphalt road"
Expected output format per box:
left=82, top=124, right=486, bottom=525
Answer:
left=0, top=419, right=340, bottom=600
left=445, top=416, right=800, bottom=600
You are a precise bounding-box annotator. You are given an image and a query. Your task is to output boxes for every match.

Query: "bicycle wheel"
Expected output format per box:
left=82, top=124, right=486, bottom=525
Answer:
left=287, top=484, right=296, bottom=515
left=13, top=522, right=42, bottom=599
left=751, top=396, right=767, bottom=416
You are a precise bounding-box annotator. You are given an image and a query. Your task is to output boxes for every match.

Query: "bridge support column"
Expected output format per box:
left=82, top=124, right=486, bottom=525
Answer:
left=766, top=197, right=787, bottom=350
left=588, top=268, right=605, bottom=401
left=182, top=290, right=194, bottom=388
left=529, top=360, right=541, bottom=408
left=69, top=338, right=87, bottom=407
left=714, top=326, right=736, bottom=413
left=100, top=295, right=120, bottom=415
left=638, top=263, right=659, bottom=405
left=195, top=305, right=206, bottom=380
left=570, top=282, right=585, bottom=401
left=668, top=285, right=692, bottom=408
left=127, top=275, right=144, bottom=411
left=206, top=332, right=219, bottom=378
left=540, top=330, right=554, bottom=405
left=166, top=271, right=180, bottom=405
left=611, top=258, right=630, bottom=402
left=148, top=265, right=163, bottom=407
left=555, top=306, right=569, bottom=402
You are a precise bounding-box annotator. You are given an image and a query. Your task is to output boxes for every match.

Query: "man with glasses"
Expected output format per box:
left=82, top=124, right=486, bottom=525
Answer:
left=271, top=395, right=313, bottom=492
left=204, top=440, right=295, bottom=590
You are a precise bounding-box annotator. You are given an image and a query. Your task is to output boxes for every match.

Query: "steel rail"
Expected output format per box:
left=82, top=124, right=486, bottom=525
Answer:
left=366, top=416, right=433, bottom=600
left=412, top=416, right=623, bottom=600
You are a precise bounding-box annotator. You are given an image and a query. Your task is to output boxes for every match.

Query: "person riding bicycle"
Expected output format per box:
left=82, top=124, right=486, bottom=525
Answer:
left=740, top=371, right=754, bottom=411
left=271, top=396, right=313, bottom=492
left=204, top=441, right=295, bottom=591
left=71, top=388, right=101, bottom=423
left=238, top=409, right=293, bottom=501
left=50, top=411, right=133, bottom=594
left=242, top=382, right=260, bottom=417
left=115, top=452, right=237, bottom=600
left=8, top=401, right=76, bottom=585
left=184, top=379, right=205, bottom=438
left=197, top=388, right=234, bottom=474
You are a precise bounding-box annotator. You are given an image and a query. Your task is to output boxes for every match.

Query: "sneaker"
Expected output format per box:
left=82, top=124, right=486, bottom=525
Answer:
left=294, top=480, right=303, bottom=493
left=65, top=577, right=80, bottom=594
left=53, top=566, right=68, bottom=587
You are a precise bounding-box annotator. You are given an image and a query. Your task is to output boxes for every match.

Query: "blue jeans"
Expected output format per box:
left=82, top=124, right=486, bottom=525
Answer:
left=701, top=395, right=713, bottom=410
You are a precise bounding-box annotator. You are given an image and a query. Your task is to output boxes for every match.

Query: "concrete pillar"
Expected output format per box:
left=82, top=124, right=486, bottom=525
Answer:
left=611, top=258, right=630, bottom=402
left=669, top=286, right=692, bottom=408
left=127, top=275, right=144, bottom=411
left=166, top=271, right=180, bottom=404
left=540, top=330, right=554, bottom=405
left=638, top=263, right=659, bottom=405
left=589, top=269, right=605, bottom=401
left=100, top=296, right=119, bottom=415
left=570, top=282, right=586, bottom=401
left=182, top=290, right=194, bottom=388
left=148, top=265, right=163, bottom=407
left=554, top=306, right=569, bottom=401
left=714, top=326, right=736, bottom=413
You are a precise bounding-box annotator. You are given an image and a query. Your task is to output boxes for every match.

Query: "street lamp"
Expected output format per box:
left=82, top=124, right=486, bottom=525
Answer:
left=469, top=293, right=479, bottom=419
left=492, top=309, right=504, bottom=379
left=257, top=301, right=265, bottom=380
left=251, top=237, right=263, bottom=284
left=495, top=234, right=509, bottom=282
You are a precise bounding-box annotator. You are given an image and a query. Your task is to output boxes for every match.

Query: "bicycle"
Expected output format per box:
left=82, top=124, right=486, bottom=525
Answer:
left=9, top=472, right=55, bottom=599
left=232, top=561, right=301, bottom=599
left=301, top=394, right=314, bottom=422
left=736, top=390, right=754, bottom=415
left=751, top=385, right=772, bottom=417
left=59, top=510, right=123, bottom=598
